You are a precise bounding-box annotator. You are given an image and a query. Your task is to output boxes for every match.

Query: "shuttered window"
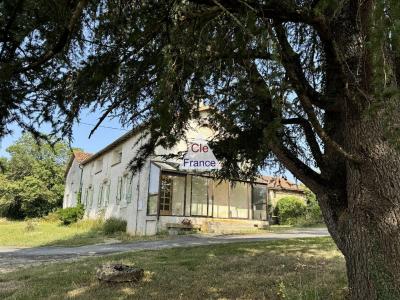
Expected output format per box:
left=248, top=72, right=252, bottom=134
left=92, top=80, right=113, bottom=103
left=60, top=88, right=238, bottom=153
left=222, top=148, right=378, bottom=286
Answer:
left=97, top=184, right=104, bottom=207
left=104, top=184, right=110, bottom=206
left=116, top=177, right=123, bottom=204
left=126, top=174, right=133, bottom=204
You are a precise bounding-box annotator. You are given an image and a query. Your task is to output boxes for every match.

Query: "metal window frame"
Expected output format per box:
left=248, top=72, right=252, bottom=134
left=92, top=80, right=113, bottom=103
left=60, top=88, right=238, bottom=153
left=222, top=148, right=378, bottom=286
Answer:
left=146, top=160, right=271, bottom=221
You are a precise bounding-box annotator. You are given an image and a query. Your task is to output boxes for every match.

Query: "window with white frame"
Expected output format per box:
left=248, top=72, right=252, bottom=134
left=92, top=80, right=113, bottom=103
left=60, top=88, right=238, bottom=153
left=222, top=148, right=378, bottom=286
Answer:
left=97, top=181, right=110, bottom=207
left=147, top=164, right=160, bottom=215
left=126, top=174, right=133, bottom=204
left=116, top=176, right=123, bottom=204
left=120, top=174, right=133, bottom=206
left=97, top=184, right=104, bottom=207
left=95, top=158, right=103, bottom=173
left=112, top=147, right=123, bottom=165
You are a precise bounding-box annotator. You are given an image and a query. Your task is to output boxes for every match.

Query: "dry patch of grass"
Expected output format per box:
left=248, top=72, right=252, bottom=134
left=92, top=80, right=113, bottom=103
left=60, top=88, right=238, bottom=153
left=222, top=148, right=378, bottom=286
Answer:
left=0, top=237, right=347, bottom=299
left=0, top=280, right=24, bottom=298
left=0, top=219, right=169, bottom=247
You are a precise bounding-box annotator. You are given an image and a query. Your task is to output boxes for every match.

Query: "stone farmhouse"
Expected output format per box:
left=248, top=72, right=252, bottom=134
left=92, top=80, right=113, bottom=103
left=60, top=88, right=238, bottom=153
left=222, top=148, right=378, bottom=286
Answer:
left=63, top=108, right=305, bottom=235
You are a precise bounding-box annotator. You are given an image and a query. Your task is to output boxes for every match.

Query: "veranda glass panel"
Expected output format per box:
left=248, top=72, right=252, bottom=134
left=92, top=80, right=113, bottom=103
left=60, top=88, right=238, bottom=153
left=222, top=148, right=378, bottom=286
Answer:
left=252, top=184, right=267, bottom=220
left=185, top=175, right=192, bottom=216
left=191, top=176, right=209, bottom=216
left=170, top=174, right=185, bottom=215
left=147, top=163, right=160, bottom=215
left=159, top=173, right=185, bottom=216
left=230, top=182, right=249, bottom=218
left=213, top=180, right=229, bottom=218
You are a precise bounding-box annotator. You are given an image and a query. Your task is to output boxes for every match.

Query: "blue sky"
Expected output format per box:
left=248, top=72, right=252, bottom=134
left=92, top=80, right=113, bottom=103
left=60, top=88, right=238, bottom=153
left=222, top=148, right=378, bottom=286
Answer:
left=0, top=110, right=297, bottom=182
left=0, top=109, right=129, bottom=158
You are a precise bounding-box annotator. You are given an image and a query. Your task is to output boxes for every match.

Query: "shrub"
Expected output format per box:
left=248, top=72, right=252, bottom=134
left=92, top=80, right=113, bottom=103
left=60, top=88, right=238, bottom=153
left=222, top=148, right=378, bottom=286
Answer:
left=275, top=196, right=307, bottom=225
left=43, top=211, right=60, bottom=222
left=57, top=204, right=85, bottom=225
left=304, top=188, right=324, bottom=224
left=73, top=218, right=104, bottom=231
left=103, top=217, right=127, bottom=235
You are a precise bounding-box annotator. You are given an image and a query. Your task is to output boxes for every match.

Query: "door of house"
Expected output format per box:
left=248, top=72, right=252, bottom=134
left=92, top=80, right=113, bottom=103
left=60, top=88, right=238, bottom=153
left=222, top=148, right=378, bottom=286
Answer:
left=159, top=175, right=173, bottom=215
left=251, top=184, right=268, bottom=220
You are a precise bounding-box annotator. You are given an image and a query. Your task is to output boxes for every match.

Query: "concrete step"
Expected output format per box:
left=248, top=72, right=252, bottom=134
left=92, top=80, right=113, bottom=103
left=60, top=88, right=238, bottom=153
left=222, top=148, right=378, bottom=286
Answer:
left=204, top=219, right=268, bottom=234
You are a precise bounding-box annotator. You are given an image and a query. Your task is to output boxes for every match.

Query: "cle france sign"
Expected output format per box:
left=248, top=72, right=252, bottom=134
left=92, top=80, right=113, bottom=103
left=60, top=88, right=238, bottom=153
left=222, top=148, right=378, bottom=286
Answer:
left=180, top=136, right=221, bottom=170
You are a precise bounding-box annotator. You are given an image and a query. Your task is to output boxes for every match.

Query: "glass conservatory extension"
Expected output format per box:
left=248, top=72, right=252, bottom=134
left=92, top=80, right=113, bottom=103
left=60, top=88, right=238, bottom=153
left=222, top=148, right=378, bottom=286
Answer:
left=147, top=161, right=268, bottom=221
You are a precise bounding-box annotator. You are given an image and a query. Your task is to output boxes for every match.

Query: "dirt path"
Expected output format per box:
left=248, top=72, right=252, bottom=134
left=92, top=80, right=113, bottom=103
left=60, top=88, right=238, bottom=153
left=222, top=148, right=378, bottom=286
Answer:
left=0, top=227, right=329, bottom=273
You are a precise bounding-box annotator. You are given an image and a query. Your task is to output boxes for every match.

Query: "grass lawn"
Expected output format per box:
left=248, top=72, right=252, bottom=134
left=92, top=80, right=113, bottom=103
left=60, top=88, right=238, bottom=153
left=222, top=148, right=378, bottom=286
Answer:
left=0, top=237, right=347, bottom=299
left=0, top=218, right=325, bottom=248
left=0, top=219, right=168, bottom=247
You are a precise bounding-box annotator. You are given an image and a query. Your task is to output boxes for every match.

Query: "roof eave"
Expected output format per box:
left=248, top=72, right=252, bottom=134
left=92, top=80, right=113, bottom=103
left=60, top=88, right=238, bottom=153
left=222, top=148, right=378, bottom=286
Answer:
left=81, top=124, right=147, bottom=165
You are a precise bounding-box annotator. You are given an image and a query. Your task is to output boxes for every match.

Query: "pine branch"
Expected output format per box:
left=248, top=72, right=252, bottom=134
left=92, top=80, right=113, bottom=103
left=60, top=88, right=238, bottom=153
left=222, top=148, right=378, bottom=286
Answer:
left=18, top=0, right=89, bottom=72
left=274, top=23, right=362, bottom=164
left=240, top=60, right=327, bottom=192
left=282, top=117, right=325, bottom=168
left=267, top=137, right=326, bottom=193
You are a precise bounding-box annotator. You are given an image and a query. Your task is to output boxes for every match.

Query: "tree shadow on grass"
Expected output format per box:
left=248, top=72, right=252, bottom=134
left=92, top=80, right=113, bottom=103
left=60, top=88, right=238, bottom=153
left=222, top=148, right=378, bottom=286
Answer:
left=69, top=239, right=346, bottom=299
left=0, top=237, right=347, bottom=300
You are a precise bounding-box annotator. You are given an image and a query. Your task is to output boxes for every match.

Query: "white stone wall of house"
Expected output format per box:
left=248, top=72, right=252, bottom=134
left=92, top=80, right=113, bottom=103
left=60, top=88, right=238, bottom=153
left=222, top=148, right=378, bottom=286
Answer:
left=79, top=131, right=152, bottom=236
left=77, top=109, right=215, bottom=235
left=63, top=159, right=82, bottom=208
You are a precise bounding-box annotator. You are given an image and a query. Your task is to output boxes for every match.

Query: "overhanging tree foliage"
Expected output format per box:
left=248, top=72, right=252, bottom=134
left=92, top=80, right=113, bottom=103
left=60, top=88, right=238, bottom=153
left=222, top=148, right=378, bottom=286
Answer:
left=1, top=0, right=400, bottom=298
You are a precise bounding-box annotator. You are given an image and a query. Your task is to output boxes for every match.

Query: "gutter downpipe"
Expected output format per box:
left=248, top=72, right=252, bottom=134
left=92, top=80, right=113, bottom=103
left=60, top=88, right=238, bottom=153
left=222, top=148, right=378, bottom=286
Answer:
left=134, top=168, right=141, bottom=235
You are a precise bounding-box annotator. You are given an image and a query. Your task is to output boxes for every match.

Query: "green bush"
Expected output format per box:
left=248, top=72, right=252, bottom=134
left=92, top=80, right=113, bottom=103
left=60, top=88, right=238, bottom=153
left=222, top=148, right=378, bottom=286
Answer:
left=103, top=217, right=127, bottom=235
left=57, top=204, right=85, bottom=225
left=275, top=196, right=307, bottom=225
left=43, top=211, right=60, bottom=222
left=306, top=199, right=323, bottom=223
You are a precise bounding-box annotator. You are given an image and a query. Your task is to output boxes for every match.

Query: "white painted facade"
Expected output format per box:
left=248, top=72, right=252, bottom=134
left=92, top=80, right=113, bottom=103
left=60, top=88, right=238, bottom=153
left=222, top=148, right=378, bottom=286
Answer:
left=63, top=158, right=82, bottom=208
left=64, top=110, right=304, bottom=235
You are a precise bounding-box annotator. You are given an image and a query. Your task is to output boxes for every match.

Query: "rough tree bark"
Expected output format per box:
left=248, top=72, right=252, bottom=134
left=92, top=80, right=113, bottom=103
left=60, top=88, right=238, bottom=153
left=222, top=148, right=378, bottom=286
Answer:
left=337, top=115, right=400, bottom=298
left=266, top=0, right=400, bottom=296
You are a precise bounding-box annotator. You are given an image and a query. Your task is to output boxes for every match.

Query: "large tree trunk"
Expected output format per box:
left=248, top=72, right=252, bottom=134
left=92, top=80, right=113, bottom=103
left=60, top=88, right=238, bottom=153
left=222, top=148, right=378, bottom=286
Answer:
left=323, top=114, right=400, bottom=299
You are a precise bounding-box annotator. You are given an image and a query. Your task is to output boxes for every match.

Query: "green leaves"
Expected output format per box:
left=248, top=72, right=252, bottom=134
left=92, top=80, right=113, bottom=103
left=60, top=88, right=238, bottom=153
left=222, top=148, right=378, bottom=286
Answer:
left=0, top=133, right=69, bottom=219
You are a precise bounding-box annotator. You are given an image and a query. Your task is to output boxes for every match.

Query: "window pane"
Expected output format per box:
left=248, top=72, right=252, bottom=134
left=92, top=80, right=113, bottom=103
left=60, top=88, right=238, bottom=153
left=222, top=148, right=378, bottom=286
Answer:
left=148, top=195, right=158, bottom=215
left=159, top=174, right=185, bottom=216
left=191, top=176, right=209, bottom=216
left=160, top=176, right=172, bottom=215
left=126, top=174, right=133, bottom=203
left=147, top=164, right=160, bottom=215
left=252, top=184, right=267, bottom=220
left=185, top=175, right=192, bottom=216
left=171, top=175, right=185, bottom=216
left=213, top=180, right=229, bottom=218
left=230, top=182, right=249, bottom=218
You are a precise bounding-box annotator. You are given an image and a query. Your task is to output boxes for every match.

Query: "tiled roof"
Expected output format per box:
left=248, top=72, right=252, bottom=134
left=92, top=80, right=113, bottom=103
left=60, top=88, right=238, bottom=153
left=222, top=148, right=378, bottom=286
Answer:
left=258, top=176, right=304, bottom=192
left=64, top=151, right=93, bottom=179
left=73, top=151, right=92, bottom=163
